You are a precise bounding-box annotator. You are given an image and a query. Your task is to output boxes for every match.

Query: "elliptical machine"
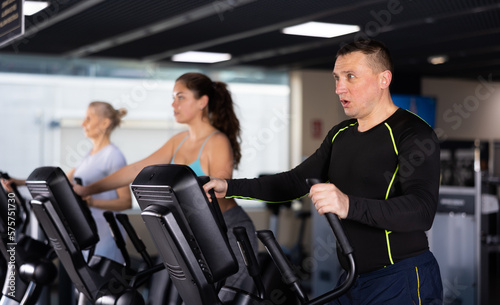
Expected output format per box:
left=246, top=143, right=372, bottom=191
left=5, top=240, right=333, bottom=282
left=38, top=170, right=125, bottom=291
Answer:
left=131, top=164, right=356, bottom=305
left=24, top=166, right=163, bottom=305
left=0, top=172, right=57, bottom=305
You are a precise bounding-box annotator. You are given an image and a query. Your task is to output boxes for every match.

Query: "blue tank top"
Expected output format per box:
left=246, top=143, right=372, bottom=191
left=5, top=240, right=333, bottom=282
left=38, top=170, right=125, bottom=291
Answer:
left=171, top=131, right=219, bottom=176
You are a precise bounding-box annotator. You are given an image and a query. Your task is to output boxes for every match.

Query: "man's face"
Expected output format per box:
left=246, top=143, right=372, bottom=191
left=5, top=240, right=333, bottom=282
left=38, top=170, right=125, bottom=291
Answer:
left=333, top=51, right=384, bottom=120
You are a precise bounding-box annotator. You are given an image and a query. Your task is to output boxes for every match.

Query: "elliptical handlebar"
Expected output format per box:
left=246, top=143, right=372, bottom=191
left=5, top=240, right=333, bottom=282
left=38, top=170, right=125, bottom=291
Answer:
left=1, top=171, right=30, bottom=235
left=116, top=213, right=154, bottom=268
left=306, top=178, right=356, bottom=304
left=256, top=230, right=309, bottom=303
left=306, top=178, right=354, bottom=256
left=257, top=179, right=357, bottom=305
left=233, top=226, right=266, bottom=299
left=103, top=211, right=131, bottom=267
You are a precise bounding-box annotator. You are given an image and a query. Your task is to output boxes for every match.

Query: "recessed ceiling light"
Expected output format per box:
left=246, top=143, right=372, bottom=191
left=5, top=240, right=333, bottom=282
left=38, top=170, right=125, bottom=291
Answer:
left=282, top=21, right=360, bottom=38
left=428, top=55, right=448, bottom=65
left=24, top=1, right=49, bottom=16
left=171, top=51, right=231, bottom=63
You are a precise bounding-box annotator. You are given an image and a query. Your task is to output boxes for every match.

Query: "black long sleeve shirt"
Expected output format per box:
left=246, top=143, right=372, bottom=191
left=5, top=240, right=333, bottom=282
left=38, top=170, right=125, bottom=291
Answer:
left=226, top=108, right=440, bottom=274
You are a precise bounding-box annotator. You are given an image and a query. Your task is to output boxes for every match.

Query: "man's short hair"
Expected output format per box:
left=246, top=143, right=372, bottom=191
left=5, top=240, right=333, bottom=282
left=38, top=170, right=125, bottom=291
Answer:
left=336, top=40, right=393, bottom=73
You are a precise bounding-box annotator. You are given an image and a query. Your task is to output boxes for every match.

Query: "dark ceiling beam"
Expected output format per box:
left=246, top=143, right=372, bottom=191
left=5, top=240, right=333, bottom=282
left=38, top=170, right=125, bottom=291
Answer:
left=287, top=26, right=500, bottom=71
left=284, top=55, right=337, bottom=71
left=142, top=0, right=390, bottom=62
left=421, top=58, right=500, bottom=74
left=380, top=27, right=500, bottom=75
left=214, top=2, right=500, bottom=68
left=64, top=0, right=258, bottom=58
left=406, top=27, right=500, bottom=57
left=214, top=36, right=346, bottom=68
left=0, top=0, right=105, bottom=49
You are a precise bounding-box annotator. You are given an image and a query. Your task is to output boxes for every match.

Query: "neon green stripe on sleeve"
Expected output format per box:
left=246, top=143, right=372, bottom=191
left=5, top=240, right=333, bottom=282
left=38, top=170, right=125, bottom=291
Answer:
left=384, top=122, right=398, bottom=265
left=225, top=194, right=308, bottom=204
left=384, top=122, right=398, bottom=155
left=385, top=230, right=394, bottom=264
left=331, top=122, right=357, bottom=143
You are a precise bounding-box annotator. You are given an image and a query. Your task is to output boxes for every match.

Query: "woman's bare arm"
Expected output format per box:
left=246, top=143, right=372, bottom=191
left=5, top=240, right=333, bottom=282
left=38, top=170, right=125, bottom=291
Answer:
left=74, top=136, right=179, bottom=197
left=89, top=185, right=132, bottom=211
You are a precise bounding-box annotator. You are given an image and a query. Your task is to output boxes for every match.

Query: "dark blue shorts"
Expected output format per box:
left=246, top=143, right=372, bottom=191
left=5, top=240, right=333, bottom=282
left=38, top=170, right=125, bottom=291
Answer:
left=331, top=251, right=443, bottom=305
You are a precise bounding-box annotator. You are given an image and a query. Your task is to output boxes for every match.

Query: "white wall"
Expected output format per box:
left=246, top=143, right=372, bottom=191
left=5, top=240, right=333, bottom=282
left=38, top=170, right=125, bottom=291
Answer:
left=290, top=70, right=348, bottom=159
left=0, top=73, right=290, bottom=208
left=422, top=77, right=500, bottom=141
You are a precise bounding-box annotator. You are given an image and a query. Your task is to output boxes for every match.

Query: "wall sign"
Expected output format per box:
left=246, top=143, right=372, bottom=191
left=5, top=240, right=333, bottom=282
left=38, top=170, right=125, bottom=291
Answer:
left=312, top=119, right=323, bottom=139
left=0, top=0, right=23, bottom=47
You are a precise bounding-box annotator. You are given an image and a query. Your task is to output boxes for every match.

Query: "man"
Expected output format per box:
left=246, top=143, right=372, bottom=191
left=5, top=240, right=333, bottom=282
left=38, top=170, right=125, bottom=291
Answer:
left=204, top=40, right=443, bottom=304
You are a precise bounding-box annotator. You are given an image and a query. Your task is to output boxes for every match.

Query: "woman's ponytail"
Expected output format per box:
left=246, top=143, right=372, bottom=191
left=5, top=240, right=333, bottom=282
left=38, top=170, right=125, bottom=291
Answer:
left=211, top=81, right=241, bottom=168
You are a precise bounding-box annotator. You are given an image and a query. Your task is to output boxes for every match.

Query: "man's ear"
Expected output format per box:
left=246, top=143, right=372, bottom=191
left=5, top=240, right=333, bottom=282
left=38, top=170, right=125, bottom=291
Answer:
left=379, top=70, right=392, bottom=89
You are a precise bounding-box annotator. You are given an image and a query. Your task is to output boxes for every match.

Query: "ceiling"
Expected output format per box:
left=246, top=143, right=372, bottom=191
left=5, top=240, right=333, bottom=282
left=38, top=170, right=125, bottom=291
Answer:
left=1, top=0, right=500, bottom=86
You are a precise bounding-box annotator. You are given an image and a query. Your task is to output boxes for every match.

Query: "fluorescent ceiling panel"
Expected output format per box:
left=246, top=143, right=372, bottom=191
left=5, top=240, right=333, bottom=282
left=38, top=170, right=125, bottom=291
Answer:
left=171, top=51, right=231, bottom=63
left=24, top=1, right=49, bottom=16
left=427, top=55, right=448, bottom=65
left=282, top=21, right=360, bottom=38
